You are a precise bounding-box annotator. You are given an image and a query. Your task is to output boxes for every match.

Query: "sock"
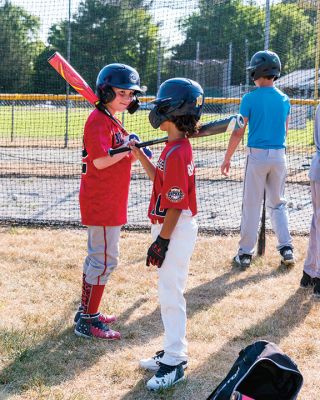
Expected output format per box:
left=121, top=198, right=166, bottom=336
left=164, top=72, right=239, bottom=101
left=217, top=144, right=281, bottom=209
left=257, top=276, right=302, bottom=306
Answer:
left=86, top=284, right=105, bottom=314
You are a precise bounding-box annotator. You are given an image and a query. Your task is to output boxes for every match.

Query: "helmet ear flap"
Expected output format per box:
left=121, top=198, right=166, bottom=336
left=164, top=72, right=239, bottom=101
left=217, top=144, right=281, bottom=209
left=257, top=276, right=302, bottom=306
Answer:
left=98, top=85, right=115, bottom=103
left=127, top=96, right=140, bottom=114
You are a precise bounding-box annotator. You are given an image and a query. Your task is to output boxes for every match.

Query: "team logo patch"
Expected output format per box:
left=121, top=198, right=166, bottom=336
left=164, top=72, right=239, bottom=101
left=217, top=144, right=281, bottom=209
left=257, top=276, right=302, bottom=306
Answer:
left=129, top=72, right=139, bottom=84
left=166, top=187, right=185, bottom=203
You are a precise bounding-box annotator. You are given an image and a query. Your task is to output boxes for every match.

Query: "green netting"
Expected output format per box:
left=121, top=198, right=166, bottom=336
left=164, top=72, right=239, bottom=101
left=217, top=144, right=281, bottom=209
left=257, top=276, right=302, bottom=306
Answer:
left=0, top=0, right=319, bottom=233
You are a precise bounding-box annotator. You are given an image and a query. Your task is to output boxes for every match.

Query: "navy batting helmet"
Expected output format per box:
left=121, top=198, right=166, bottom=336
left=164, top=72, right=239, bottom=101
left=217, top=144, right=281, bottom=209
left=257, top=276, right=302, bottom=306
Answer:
left=247, top=50, right=281, bottom=81
left=96, top=63, right=143, bottom=113
left=149, top=78, right=204, bottom=129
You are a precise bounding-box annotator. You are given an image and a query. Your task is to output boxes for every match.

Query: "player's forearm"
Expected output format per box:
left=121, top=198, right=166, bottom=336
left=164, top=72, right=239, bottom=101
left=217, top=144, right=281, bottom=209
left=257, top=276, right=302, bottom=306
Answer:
left=160, top=208, right=182, bottom=239
left=223, top=128, right=245, bottom=162
left=93, top=152, right=129, bottom=169
left=134, top=150, right=156, bottom=181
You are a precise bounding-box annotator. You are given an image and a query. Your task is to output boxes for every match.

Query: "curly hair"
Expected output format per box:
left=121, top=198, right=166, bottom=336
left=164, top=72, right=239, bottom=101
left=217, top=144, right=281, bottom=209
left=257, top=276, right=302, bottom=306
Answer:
left=169, top=115, right=200, bottom=137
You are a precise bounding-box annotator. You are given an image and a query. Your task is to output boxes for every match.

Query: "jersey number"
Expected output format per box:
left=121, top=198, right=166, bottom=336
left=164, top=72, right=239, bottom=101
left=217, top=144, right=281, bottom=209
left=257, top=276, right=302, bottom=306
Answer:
left=151, top=195, right=167, bottom=217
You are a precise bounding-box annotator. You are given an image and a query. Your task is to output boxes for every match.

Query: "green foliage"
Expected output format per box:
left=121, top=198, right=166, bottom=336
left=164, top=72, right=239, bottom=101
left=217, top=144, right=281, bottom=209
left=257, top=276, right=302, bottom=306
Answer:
left=0, top=0, right=317, bottom=95
left=270, top=3, right=314, bottom=73
left=33, top=48, right=67, bottom=94
left=0, top=1, right=43, bottom=93
left=37, top=0, right=159, bottom=94
left=172, top=0, right=265, bottom=85
left=172, top=0, right=315, bottom=85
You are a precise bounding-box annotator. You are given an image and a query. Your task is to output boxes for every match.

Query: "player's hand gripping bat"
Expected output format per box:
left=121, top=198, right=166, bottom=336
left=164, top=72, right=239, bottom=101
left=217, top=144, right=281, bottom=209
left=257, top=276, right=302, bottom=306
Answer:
left=48, top=52, right=244, bottom=154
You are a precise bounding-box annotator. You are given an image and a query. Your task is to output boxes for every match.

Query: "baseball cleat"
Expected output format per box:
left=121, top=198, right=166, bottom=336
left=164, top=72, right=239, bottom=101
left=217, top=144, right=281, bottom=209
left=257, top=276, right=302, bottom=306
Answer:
left=300, top=271, right=314, bottom=288
left=312, top=278, right=320, bottom=298
left=280, top=246, right=295, bottom=266
left=146, top=362, right=185, bottom=391
left=74, top=306, right=117, bottom=326
left=233, top=254, right=252, bottom=269
left=74, top=314, right=120, bottom=340
left=140, top=350, right=188, bottom=371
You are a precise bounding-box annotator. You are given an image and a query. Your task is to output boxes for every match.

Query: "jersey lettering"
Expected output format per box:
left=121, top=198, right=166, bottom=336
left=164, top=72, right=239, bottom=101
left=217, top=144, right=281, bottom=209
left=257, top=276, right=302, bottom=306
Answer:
left=187, top=161, right=195, bottom=176
left=114, top=131, right=124, bottom=146
left=157, top=158, right=165, bottom=171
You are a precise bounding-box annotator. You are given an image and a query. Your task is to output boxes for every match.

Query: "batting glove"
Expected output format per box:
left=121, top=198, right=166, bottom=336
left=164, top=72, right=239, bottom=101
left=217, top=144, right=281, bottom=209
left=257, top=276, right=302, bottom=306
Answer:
left=146, top=235, right=170, bottom=268
left=128, top=133, right=153, bottom=159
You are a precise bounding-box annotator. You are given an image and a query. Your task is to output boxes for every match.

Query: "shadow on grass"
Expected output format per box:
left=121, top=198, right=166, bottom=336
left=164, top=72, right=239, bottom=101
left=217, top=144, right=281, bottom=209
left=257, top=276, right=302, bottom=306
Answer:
left=120, top=288, right=313, bottom=400
left=0, top=267, right=292, bottom=399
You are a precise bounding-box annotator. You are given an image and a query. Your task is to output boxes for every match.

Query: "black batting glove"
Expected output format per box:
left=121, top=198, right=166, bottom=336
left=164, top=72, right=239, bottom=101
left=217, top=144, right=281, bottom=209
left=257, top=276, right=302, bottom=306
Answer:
left=146, top=235, right=170, bottom=268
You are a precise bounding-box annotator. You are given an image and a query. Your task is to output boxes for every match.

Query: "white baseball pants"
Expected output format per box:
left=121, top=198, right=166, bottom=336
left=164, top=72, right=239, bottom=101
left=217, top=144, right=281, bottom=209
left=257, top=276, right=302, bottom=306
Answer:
left=151, top=214, right=198, bottom=366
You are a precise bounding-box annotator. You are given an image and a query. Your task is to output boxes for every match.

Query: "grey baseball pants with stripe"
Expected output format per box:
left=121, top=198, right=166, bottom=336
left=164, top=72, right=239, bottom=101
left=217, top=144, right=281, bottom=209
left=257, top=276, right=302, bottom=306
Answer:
left=83, top=226, right=121, bottom=285
left=238, top=147, right=293, bottom=256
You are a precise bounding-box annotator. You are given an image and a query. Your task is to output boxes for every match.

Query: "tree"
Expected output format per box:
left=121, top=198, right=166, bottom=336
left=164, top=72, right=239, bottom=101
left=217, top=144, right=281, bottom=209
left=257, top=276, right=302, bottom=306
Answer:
left=270, top=3, right=314, bottom=73
left=0, top=1, right=42, bottom=93
left=171, top=0, right=315, bottom=87
left=171, top=0, right=265, bottom=86
left=37, top=0, right=159, bottom=94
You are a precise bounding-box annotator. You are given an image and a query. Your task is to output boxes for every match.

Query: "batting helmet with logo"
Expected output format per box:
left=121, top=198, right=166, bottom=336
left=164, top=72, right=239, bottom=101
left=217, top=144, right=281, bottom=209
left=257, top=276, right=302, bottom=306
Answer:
left=96, top=63, right=143, bottom=113
left=247, top=50, right=281, bottom=81
left=149, top=78, right=204, bottom=129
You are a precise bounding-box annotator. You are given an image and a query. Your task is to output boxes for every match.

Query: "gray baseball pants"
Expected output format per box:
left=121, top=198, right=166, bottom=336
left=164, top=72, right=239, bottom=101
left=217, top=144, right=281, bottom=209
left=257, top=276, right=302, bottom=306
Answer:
left=304, top=181, right=320, bottom=278
left=83, top=225, right=121, bottom=285
left=239, top=147, right=293, bottom=256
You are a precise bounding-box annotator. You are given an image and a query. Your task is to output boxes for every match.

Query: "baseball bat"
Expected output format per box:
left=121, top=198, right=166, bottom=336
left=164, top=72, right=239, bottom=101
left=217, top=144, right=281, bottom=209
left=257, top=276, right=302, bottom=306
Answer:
left=257, top=191, right=266, bottom=256
left=108, top=114, right=244, bottom=156
left=48, top=52, right=99, bottom=105
left=48, top=51, right=127, bottom=129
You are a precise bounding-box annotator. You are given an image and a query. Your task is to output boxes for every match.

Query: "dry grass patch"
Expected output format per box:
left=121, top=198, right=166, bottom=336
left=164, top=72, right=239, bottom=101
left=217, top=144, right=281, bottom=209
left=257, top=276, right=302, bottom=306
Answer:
left=0, top=227, right=319, bottom=399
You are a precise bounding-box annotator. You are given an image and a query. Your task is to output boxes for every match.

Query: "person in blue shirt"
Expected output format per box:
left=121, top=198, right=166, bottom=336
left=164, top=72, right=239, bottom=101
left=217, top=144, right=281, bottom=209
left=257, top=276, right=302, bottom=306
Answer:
left=221, top=50, right=294, bottom=269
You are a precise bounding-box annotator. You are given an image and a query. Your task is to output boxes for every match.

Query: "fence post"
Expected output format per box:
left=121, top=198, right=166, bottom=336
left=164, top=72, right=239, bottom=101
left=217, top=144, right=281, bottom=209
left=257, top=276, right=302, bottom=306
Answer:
left=314, top=0, right=320, bottom=101
left=64, top=0, right=72, bottom=148
left=157, top=40, right=162, bottom=91
left=245, top=38, right=249, bottom=88
left=264, top=0, right=270, bottom=50
left=11, top=100, right=15, bottom=142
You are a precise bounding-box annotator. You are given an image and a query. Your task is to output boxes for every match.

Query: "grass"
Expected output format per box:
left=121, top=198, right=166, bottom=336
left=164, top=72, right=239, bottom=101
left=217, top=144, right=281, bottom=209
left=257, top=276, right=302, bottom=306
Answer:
left=0, top=227, right=319, bottom=399
left=0, top=106, right=315, bottom=147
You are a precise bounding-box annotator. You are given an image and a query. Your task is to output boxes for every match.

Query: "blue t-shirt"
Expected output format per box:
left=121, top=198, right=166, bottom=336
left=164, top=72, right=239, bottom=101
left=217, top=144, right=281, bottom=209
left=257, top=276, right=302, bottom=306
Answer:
left=240, top=86, right=290, bottom=149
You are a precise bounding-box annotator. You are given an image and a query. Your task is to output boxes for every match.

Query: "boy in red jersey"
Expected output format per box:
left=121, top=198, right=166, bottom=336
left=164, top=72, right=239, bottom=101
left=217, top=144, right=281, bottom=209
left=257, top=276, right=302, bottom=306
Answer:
left=130, top=78, right=204, bottom=390
left=74, top=63, right=143, bottom=340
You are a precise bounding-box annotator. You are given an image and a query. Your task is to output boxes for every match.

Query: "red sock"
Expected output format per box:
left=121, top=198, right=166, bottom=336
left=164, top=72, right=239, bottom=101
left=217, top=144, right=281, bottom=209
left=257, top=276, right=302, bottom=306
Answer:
left=87, top=284, right=105, bottom=314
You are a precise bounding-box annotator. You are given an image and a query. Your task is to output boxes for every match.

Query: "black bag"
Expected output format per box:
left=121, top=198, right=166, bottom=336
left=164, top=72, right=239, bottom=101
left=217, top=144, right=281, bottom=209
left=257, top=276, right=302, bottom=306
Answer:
left=207, top=340, right=303, bottom=400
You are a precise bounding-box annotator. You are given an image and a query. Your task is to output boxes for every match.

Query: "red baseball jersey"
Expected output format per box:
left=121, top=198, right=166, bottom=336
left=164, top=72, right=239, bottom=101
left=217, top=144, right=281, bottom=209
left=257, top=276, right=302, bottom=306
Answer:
left=79, top=109, right=131, bottom=226
left=148, top=138, right=197, bottom=224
